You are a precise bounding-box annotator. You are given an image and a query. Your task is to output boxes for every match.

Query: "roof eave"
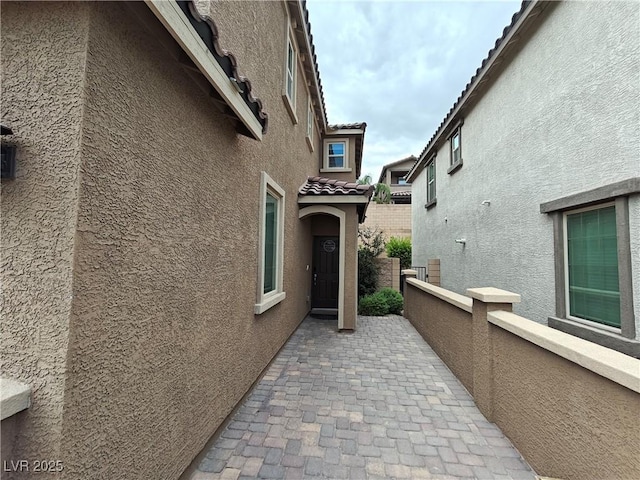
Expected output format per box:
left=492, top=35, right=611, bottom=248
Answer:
left=407, top=0, right=552, bottom=182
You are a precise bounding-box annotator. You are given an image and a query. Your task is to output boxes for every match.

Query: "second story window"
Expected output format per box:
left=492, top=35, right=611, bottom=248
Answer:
left=425, top=155, right=437, bottom=209
left=306, top=98, right=314, bottom=150
left=328, top=142, right=345, bottom=168
left=282, top=28, right=297, bottom=123
left=286, top=34, right=296, bottom=105
left=322, top=140, right=349, bottom=171
left=448, top=126, right=463, bottom=174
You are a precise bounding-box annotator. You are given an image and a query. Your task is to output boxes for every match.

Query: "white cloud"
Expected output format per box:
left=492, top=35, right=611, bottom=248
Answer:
left=307, top=0, right=521, bottom=181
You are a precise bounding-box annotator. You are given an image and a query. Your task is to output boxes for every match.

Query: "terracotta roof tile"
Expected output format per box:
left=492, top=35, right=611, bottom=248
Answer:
left=180, top=1, right=268, bottom=136
left=299, top=176, right=374, bottom=197
left=391, top=190, right=412, bottom=197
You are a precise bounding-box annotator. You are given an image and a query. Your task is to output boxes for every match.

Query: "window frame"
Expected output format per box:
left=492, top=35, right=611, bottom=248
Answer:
left=321, top=139, right=351, bottom=173
left=282, top=27, right=298, bottom=124
left=425, top=155, right=437, bottom=209
left=447, top=126, right=463, bottom=174
left=541, top=178, right=639, bottom=356
left=562, top=202, right=620, bottom=331
left=255, top=172, right=286, bottom=314
left=306, top=96, right=314, bottom=151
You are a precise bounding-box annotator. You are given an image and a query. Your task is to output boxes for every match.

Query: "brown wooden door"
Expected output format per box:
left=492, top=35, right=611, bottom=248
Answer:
left=312, top=236, right=339, bottom=309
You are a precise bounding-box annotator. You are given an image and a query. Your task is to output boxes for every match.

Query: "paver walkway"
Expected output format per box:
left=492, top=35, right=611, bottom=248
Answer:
left=189, top=316, right=536, bottom=480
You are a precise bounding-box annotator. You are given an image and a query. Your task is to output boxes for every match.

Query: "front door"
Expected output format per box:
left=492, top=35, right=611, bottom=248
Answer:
left=312, top=236, right=339, bottom=309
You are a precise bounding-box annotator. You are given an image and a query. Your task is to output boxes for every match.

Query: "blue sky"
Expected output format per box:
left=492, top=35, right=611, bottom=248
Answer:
left=306, top=0, right=522, bottom=182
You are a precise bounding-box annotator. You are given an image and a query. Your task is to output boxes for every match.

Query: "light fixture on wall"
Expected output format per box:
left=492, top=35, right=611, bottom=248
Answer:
left=1, top=124, right=16, bottom=180
left=481, top=200, right=491, bottom=206
left=455, top=238, right=467, bottom=245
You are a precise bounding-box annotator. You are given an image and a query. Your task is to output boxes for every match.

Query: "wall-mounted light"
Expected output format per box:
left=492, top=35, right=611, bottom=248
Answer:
left=455, top=238, right=467, bottom=245
left=1, top=124, right=16, bottom=180
left=481, top=200, right=491, bottom=206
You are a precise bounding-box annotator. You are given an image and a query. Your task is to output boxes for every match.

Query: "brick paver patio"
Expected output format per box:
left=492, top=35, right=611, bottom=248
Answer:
left=189, top=316, right=537, bottom=479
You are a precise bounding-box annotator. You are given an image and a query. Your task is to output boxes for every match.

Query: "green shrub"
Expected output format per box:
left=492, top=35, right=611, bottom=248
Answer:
left=378, top=288, right=403, bottom=314
left=386, top=236, right=412, bottom=270
left=358, top=249, right=378, bottom=297
left=358, top=227, right=386, bottom=298
left=358, top=292, right=389, bottom=316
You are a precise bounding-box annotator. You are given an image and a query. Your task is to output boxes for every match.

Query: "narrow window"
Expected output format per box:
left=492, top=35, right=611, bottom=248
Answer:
left=306, top=98, right=314, bottom=147
left=565, top=204, right=620, bottom=328
left=447, top=127, right=463, bottom=174
left=264, top=193, right=278, bottom=294
left=426, top=157, right=436, bottom=207
left=256, top=172, right=286, bottom=314
left=286, top=35, right=296, bottom=106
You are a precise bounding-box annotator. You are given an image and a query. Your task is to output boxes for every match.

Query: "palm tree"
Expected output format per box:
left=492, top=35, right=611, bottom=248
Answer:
left=357, top=174, right=373, bottom=185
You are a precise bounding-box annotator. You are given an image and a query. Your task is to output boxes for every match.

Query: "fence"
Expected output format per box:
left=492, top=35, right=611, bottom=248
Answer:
left=402, top=272, right=640, bottom=480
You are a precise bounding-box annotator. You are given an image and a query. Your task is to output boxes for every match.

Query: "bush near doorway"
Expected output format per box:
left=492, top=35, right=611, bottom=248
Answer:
left=386, top=236, right=412, bottom=270
left=358, top=288, right=404, bottom=316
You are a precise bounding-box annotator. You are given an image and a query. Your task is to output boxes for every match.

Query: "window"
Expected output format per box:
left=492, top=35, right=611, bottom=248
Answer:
left=306, top=98, right=314, bottom=150
left=282, top=30, right=297, bottom=123
left=286, top=34, right=296, bottom=105
left=322, top=140, right=350, bottom=172
left=256, top=172, right=286, bottom=314
left=425, top=156, right=436, bottom=208
left=565, top=204, right=620, bottom=327
left=541, top=178, right=639, bottom=356
left=448, top=127, right=463, bottom=174
left=398, top=177, right=408, bottom=186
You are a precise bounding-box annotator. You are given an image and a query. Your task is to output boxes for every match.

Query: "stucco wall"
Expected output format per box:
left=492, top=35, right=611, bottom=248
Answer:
left=412, top=1, right=640, bottom=335
left=404, top=280, right=640, bottom=480
left=492, top=327, right=640, bottom=480
left=4, top=1, right=326, bottom=478
left=362, top=203, right=411, bottom=241
left=0, top=2, right=90, bottom=470
left=403, top=284, right=473, bottom=392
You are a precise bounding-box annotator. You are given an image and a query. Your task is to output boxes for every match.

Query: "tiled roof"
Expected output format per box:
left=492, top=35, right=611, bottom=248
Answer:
left=391, top=190, right=412, bottom=197
left=328, top=122, right=367, bottom=131
left=179, top=1, right=268, bottom=137
left=413, top=0, right=543, bottom=169
left=299, top=176, right=374, bottom=197
left=297, top=1, right=328, bottom=128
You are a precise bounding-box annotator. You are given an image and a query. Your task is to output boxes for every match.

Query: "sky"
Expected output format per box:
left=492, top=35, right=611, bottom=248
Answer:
left=305, top=0, right=522, bottom=182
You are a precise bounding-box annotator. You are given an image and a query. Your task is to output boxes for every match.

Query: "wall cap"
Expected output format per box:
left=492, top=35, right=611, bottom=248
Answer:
left=402, top=269, right=417, bottom=276
left=467, top=287, right=521, bottom=304
left=407, top=278, right=472, bottom=313
left=489, top=310, right=640, bottom=393
left=1, top=377, right=31, bottom=420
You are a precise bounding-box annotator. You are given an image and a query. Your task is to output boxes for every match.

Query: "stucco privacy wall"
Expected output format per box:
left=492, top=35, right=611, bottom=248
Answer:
left=492, top=327, right=640, bottom=480
left=41, top=2, right=318, bottom=478
left=0, top=2, right=90, bottom=467
left=412, top=1, right=640, bottom=334
left=403, top=280, right=640, bottom=480
left=362, top=203, right=411, bottom=241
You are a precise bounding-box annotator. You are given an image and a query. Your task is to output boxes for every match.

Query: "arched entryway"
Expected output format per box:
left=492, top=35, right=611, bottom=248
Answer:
left=298, top=206, right=346, bottom=329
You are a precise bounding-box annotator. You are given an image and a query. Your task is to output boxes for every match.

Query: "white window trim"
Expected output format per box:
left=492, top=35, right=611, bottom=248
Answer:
left=255, top=172, right=286, bottom=314
left=145, top=0, right=263, bottom=140
left=562, top=201, right=621, bottom=332
left=306, top=97, right=314, bottom=151
left=321, top=139, right=351, bottom=172
left=282, top=26, right=298, bottom=124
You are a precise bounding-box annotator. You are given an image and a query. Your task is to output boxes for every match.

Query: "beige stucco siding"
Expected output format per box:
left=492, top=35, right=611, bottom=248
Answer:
left=50, top=2, right=314, bottom=478
left=412, top=1, right=640, bottom=334
left=0, top=2, right=90, bottom=467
